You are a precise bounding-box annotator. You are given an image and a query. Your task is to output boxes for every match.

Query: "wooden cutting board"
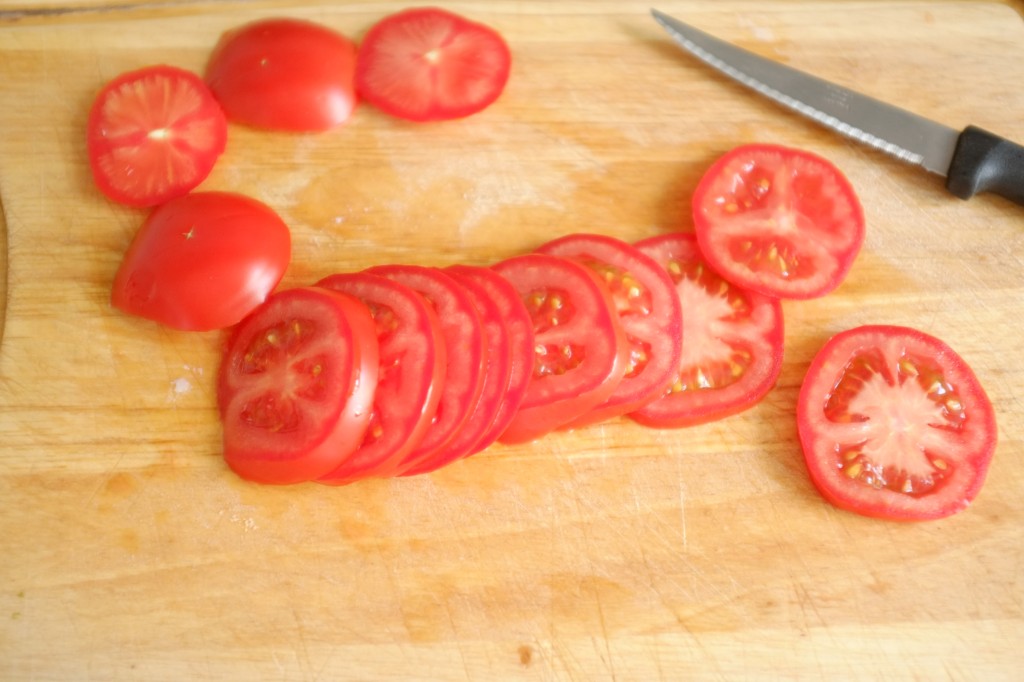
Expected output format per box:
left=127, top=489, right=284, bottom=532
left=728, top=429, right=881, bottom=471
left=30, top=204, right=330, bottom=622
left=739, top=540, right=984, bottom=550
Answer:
left=2, top=1, right=1022, bottom=679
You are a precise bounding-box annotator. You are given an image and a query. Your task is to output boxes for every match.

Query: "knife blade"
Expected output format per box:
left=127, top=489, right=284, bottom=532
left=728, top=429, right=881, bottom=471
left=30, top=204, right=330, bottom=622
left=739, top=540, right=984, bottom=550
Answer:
left=650, top=8, right=1024, bottom=207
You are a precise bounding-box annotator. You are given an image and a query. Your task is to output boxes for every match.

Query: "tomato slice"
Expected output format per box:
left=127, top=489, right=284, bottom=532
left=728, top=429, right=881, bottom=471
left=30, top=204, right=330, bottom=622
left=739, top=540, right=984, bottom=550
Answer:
left=87, top=65, right=227, bottom=207
left=205, top=18, right=358, bottom=132
left=315, top=272, right=446, bottom=484
left=492, top=253, right=629, bottom=444
left=399, top=264, right=532, bottom=474
left=111, top=192, right=291, bottom=331
left=366, top=265, right=488, bottom=474
left=536, top=233, right=684, bottom=426
left=355, top=7, right=512, bottom=122
left=692, top=144, right=865, bottom=300
left=631, top=233, right=783, bottom=427
left=444, top=264, right=534, bottom=454
left=217, top=287, right=379, bottom=485
left=797, top=325, right=997, bottom=521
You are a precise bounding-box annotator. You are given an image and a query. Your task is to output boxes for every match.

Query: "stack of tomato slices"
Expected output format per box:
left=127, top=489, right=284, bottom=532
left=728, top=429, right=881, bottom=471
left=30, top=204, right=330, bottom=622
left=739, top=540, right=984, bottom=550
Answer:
left=218, top=231, right=789, bottom=485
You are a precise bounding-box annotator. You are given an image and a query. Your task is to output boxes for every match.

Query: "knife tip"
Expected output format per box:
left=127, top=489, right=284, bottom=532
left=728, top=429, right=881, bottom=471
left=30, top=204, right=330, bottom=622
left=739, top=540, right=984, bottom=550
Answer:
left=649, top=8, right=672, bottom=28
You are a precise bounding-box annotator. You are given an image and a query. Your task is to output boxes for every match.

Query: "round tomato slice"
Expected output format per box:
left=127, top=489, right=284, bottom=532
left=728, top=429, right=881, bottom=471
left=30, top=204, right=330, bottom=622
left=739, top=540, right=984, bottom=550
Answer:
left=355, top=7, right=511, bottom=122
left=492, top=253, right=629, bottom=444
left=692, top=144, right=865, bottom=300
left=316, top=272, right=446, bottom=484
left=367, top=265, right=487, bottom=475
left=536, top=233, right=684, bottom=426
left=444, top=264, right=534, bottom=454
left=401, top=265, right=527, bottom=475
left=631, top=233, right=783, bottom=427
left=206, top=17, right=358, bottom=132
left=111, top=191, right=291, bottom=331
left=218, top=287, right=379, bottom=485
left=87, top=65, right=227, bottom=207
left=797, top=325, right=997, bottom=521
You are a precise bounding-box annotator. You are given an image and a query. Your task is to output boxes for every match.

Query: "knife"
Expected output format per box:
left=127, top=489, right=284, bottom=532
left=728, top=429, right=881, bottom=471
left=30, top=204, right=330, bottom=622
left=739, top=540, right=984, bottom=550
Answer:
left=650, top=8, right=1024, bottom=207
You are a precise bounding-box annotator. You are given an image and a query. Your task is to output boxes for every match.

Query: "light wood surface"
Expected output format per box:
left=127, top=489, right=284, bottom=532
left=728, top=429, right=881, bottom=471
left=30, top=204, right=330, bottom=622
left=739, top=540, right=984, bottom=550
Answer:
left=2, top=1, right=1023, bottom=679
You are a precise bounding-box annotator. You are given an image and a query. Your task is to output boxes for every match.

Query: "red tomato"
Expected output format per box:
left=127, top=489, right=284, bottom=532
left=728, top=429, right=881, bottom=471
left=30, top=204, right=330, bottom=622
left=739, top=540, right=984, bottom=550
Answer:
left=536, top=233, right=684, bottom=426
left=400, top=265, right=527, bottom=475
left=355, top=7, right=511, bottom=122
left=87, top=65, right=227, bottom=207
left=206, top=18, right=358, bottom=132
left=692, top=144, right=865, bottom=300
left=315, top=272, right=446, bottom=484
left=217, top=287, right=379, bottom=485
left=491, top=254, right=629, bottom=444
left=367, top=265, right=487, bottom=474
left=798, top=325, right=997, bottom=521
left=111, top=192, right=291, bottom=331
left=631, top=233, right=783, bottom=427
left=444, top=264, right=534, bottom=454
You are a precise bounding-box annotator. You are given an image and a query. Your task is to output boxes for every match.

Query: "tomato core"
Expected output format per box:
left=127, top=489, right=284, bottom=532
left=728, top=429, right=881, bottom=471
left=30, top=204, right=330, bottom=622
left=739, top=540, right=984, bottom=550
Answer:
left=820, top=348, right=971, bottom=497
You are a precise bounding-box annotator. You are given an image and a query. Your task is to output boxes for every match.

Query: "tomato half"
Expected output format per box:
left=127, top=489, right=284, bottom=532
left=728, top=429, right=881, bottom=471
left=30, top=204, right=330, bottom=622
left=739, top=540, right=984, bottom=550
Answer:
left=111, top=192, right=291, bottom=331
left=217, top=287, right=379, bottom=485
left=692, top=144, right=865, bottom=300
left=316, top=272, right=446, bottom=484
left=444, top=264, right=534, bottom=454
left=631, top=233, right=783, bottom=427
left=87, top=65, right=227, bottom=207
left=206, top=17, right=358, bottom=132
left=797, top=325, right=997, bottom=521
left=536, top=233, right=684, bottom=427
left=355, top=7, right=512, bottom=122
left=367, top=265, right=487, bottom=474
left=492, top=253, right=629, bottom=444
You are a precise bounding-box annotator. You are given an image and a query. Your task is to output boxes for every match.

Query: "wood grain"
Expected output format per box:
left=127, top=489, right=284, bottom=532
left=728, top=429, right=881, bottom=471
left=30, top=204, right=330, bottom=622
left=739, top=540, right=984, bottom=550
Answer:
left=1, top=2, right=1023, bottom=680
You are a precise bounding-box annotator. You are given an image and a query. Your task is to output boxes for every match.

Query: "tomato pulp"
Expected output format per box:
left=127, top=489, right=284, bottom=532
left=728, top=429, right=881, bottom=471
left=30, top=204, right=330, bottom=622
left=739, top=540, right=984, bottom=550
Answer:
left=87, top=65, right=227, bottom=207
left=798, top=325, right=997, bottom=521
left=316, top=272, right=446, bottom=483
left=355, top=7, right=512, bottom=122
left=492, top=253, right=629, bottom=444
left=536, top=233, right=684, bottom=427
left=631, top=233, right=784, bottom=427
left=366, top=265, right=488, bottom=474
left=218, top=287, right=379, bottom=485
left=692, top=144, right=865, bottom=300
left=398, top=266, right=516, bottom=474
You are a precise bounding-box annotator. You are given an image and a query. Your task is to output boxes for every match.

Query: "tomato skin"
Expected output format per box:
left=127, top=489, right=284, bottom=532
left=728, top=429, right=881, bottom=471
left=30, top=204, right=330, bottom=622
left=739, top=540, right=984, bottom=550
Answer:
left=692, top=144, right=865, bottom=300
left=366, top=264, right=488, bottom=474
left=111, top=192, right=291, bottom=331
left=218, top=287, right=379, bottom=485
left=536, top=233, right=684, bottom=426
left=355, top=7, right=511, bottom=122
left=797, top=325, right=997, bottom=521
left=87, top=65, right=227, bottom=207
left=206, top=18, right=358, bottom=132
left=443, top=264, right=535, bottom=454
left=491, top=253, right=629, bottom=444
left=315, top=272, right=446, bottom=484
left=631, top=233, right=784, bottom=427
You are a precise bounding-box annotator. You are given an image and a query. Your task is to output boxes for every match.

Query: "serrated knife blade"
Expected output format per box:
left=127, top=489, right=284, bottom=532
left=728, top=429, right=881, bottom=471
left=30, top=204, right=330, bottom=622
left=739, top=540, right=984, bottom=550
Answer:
left=651, top=8, right=1024, bottom=207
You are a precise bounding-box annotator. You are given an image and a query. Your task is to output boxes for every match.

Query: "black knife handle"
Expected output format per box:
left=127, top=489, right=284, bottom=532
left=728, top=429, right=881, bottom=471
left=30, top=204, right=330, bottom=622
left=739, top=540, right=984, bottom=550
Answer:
left=946, top=125, right=1024, bottom=206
